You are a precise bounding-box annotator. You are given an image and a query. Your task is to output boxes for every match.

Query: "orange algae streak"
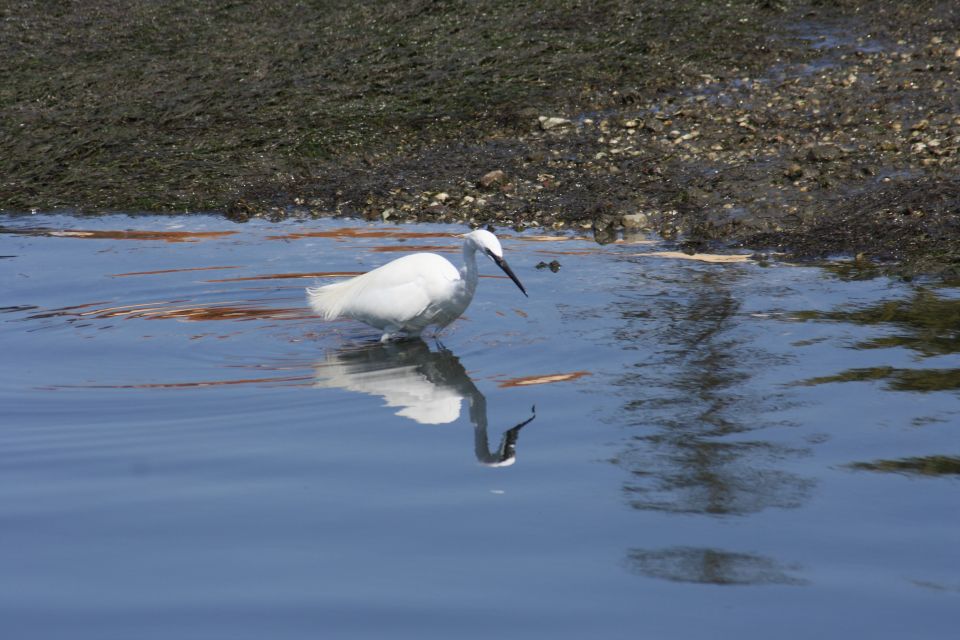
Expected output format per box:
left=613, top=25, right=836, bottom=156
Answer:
left=497, top=371, right=592, bottom=388
left=642, top=251, right=751, bottom=263
left=368, top=245, right=454, bottom=253
left=143, top=305, right=309, bottom=321
left=266, top=228, right=454, bottom=241
left=109, top=266, right=242, bottom=277
left=206, top=271, right=364, bottom=283
left=512, top=235, right=588, bottom=242
left=31, top=300, right=310, bottom=322
left=534, top=249, right=601, bottom=256
left=55, top=374, right=313, bottom=390
left=48, top=229, right=238, bottom=242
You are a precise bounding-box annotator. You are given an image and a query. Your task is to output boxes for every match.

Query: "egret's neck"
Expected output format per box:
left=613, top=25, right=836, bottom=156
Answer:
left=460, top=242, right=480, bottom=290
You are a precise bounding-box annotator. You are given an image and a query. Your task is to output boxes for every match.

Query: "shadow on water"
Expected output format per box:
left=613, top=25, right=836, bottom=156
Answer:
left=610, top=267, right=812, bottom=517
left=794, top=288, right=960, bottom=391
left=794, top=287, right=960, bottom=357
left=799, top=366, right=960, bottom=392
left=607, top=265, right=814, bottom=585
left=848, top=455, right=960, bottom=477
left=626, top=546, right=807, bottom=586
left=313, top=339, right=535, bottom=467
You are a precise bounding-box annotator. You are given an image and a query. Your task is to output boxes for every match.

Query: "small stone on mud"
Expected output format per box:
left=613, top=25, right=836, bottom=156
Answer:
left=621, top=212, right=650, bottom=229
left=538, top=116, right=572, bottom=130
left=479, top=169, right=506, bottom=188
left=807, top=145, right=842, bottom=162
left=785, top=163, right=804, bottom=179
left=644, top=119, right=664, bottom=133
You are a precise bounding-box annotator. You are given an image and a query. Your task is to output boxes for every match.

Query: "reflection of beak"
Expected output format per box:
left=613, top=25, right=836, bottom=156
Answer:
left=488, top=251, right=528, bottom=297
left=480, top=408, right=536, bottom=467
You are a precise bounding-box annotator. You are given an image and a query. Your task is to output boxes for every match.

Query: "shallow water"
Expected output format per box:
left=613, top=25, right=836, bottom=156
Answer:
left=1, top=214, right=958, bottom=639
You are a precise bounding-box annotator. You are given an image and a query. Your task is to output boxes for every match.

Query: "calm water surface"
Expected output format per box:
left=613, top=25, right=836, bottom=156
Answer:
left=1, top=214, right=958, bottom=639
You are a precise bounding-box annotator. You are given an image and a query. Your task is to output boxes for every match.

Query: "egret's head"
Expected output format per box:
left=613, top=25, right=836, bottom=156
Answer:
left=464, top=229, right=527, bottom=297
left=466, top=228, right=503, bottom=258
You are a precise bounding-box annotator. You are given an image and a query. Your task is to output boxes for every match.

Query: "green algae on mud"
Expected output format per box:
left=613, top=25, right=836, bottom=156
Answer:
left=2, top=0, right=960, bottom=273
left=0, top=0, right=767, bottom=211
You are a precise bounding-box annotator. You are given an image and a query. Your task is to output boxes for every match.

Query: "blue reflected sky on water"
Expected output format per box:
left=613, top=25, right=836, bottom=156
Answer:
left=1, top=214, right=957, bottom=639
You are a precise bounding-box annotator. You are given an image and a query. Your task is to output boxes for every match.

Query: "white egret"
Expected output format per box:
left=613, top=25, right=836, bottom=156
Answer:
left=307, top=229, right=527, bottom=341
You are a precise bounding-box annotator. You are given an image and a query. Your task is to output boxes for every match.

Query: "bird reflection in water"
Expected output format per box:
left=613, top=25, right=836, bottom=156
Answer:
left=313, top=340, right=535, bottom=467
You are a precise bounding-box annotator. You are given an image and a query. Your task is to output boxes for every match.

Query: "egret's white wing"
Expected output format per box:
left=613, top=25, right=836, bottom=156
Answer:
left=308, top=253, right=459, bottom=326
left=345, top=280, right=435, bottom=328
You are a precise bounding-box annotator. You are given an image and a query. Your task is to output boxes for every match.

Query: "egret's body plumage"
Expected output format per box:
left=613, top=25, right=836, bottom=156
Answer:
left=307, top=229, right=526, bottom=341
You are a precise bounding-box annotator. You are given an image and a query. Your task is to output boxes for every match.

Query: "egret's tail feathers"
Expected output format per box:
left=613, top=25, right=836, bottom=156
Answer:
left=307, top=281, right=351, bottom=320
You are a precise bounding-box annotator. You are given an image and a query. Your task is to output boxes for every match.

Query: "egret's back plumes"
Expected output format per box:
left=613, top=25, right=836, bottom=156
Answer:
left=307, top=278, right=361, bottom=320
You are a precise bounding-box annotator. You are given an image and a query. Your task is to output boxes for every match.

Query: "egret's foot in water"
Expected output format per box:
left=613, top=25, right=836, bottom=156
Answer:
left=379, top=330, right=423, bottom=343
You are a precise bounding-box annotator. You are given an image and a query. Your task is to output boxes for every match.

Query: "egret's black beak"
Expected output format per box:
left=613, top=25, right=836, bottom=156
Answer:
left=488, top=250, right=528, bottom=297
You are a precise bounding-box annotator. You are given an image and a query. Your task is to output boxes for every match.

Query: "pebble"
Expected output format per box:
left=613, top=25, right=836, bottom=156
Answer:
left=479, top=169, right=506, bottom=188
left=621, top=212, right=650, bottom=229
left=539, top=116, right=572, bottom=130
left=807, top=144, right=842, bottom=162
left=644, top=119, right=664, bottom=133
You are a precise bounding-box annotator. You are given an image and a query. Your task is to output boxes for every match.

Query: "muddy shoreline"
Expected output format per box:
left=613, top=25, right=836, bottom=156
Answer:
left=2, top=1, right=958, bottom=273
